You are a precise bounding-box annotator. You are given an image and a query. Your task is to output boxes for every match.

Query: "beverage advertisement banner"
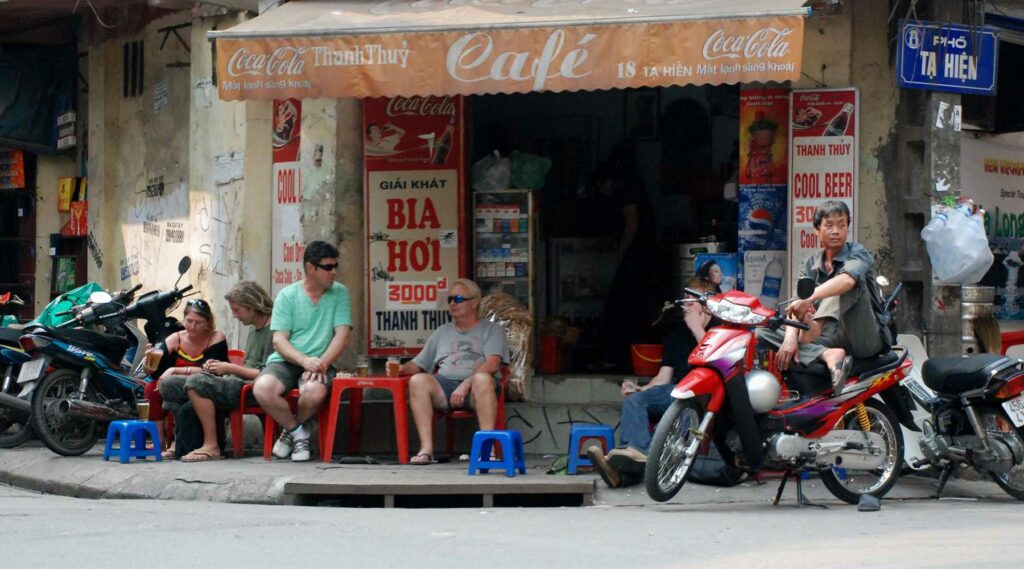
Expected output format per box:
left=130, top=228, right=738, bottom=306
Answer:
left=962, top=137, right=1024, bottom=319
left=739, top=88, right=789, bottom=186
left=271, top=98, right=303, bottom=297
left=743, top=250, right=788, bottom=309
left=214, top=16, right=804, bottom=100
left=788, top=88, right=858, bottom=293
left=365, top=95, right=466, bottom=355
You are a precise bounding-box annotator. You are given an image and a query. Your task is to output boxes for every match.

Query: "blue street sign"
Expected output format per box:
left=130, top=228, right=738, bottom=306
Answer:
left=897, top=20, right=999, bottom=95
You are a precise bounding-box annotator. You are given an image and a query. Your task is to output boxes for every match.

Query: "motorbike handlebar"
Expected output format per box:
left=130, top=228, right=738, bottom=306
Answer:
left=781, top=318, right=810, bottom=331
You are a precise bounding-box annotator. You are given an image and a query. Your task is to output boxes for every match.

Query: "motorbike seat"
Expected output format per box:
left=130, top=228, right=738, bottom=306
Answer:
left=850, top=351, right=902, bottom=379
left=783, top=350, right=902, bottom=398
left=42, top=326, right=131, bottom=366
left=0, top=326, right=22, bottom=346
left=922, top=354, right=1014, bottom=395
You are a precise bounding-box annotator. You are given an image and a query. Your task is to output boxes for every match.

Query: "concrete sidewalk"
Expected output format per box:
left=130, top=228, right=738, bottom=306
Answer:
left=0, top=442, right=1014, bottom=507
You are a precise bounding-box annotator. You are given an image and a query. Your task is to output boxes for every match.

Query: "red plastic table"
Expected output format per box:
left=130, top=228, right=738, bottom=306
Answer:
left=321, top=375, right=410, bottom=464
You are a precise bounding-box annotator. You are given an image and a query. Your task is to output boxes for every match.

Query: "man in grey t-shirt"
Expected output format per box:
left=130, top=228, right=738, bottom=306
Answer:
left=399, top=278, right=508, bottom=464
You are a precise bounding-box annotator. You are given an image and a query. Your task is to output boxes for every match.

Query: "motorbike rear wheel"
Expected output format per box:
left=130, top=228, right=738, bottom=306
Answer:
left=820, top=398, right=903, bottom=504
left=979, top=408, right=1024, bottom=500
left=644, top=400, right=703, bottom=502
left=30, top=368, right=99, bottom=456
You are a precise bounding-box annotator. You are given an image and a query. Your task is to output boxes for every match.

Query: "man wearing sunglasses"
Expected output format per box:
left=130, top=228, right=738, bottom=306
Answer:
left=398, top=279, right=508, bottom=464
left=253, top=240, right=352, bottom=462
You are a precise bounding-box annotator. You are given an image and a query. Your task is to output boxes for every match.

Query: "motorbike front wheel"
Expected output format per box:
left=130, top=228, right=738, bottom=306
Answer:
left=820, top=398, right=904, bottom=504
left=0, top=412, right=33, bottom=448
left=30, top=369, right=98, bottom=456
left=644, top=400, right=704, bottom=502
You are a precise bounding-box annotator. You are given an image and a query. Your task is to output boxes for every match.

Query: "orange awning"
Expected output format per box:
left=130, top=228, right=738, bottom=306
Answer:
left=210, top=0, right=810, bottom=100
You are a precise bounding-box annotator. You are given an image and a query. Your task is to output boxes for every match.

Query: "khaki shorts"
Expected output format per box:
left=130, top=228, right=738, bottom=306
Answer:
left=159, top=373, right=251, bottom=412
left=261, top=360, right=335, bottom=392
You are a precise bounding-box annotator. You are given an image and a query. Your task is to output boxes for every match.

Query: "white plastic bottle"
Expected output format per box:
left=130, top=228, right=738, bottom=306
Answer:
left=759, top=257, right=784, bottom=308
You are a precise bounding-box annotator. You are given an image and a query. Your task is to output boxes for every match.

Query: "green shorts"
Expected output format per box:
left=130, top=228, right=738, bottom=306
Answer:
left=159, top=373, right=250, bottom=412
left=261, top=360, right=335, bottom=392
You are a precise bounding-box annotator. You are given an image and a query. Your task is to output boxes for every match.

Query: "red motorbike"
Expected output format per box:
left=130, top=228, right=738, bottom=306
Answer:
left=645, top=279, right=914, bottom=505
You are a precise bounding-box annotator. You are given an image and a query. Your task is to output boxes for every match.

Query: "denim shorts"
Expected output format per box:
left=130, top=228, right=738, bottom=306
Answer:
left=435, top=374, right=498, bottom=410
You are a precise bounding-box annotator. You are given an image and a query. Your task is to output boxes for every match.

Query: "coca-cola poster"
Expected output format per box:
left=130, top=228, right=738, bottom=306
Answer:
left=787, top=88, right=859, bottom=293
left=271, top=98, right=303, bottom=297
left=364, top=95, right=467, bottom=355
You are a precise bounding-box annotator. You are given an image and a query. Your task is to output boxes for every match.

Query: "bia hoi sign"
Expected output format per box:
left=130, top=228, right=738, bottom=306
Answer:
left=897, top=20, right=999, bottom=96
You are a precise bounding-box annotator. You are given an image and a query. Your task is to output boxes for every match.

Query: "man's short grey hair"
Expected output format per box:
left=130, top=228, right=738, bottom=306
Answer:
left=451, top=278, right=482, bottom=301
left=813, top=200, right=851, bottom=229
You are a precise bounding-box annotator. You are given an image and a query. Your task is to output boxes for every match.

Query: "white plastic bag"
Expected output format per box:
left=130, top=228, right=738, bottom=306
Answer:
left=920, top=204, right=994, bottom=283
left=471, top=151, right=511, bottom=192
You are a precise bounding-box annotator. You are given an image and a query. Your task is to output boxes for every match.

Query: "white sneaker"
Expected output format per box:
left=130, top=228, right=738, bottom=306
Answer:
left=272, top=429, right=294, bottom=459
left=291, top=438, right=311, bottom=462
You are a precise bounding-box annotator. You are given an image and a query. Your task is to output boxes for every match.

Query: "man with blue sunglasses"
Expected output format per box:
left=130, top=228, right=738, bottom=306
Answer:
left=398, top=278, right=508, bottom=464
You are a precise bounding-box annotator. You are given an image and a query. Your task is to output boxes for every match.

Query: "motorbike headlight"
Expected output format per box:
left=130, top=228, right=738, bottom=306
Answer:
left=705, top=299, right=767, bottom=325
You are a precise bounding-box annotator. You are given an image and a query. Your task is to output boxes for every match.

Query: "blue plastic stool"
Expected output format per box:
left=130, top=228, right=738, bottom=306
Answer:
left=103, top=420, right=162, bottom=463
left=566, top=424, right=616, bottom=474
left=468, top=430, right=526, bottom=477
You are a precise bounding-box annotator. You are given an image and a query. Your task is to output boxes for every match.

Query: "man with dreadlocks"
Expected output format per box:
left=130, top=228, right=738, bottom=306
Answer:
left=159, top=281, right=276, bottom=461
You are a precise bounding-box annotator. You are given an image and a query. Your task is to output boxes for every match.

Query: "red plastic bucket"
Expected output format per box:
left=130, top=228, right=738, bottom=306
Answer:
left=630, top=344, right=663, bottom=376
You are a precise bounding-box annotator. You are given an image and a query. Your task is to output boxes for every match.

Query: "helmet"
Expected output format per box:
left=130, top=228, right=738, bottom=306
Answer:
left=745, top=369, right=781, bottom=413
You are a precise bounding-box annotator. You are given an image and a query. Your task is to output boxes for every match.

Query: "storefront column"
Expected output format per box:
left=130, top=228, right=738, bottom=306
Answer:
left=335, top=98, right=366, bottom=362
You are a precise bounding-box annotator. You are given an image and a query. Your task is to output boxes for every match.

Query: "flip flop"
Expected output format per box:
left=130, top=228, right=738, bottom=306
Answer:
left=161, top=448, right=176, bottom=460
left=410, top=452, right=436, bottom=465
left=181, top=447, right=224, bottom=462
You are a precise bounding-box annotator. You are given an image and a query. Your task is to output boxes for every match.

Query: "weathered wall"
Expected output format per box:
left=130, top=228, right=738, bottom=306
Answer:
left=795, top=10, right=853, bottom=89
left=851, top=0, right=899, bottom=277
left=86, top=10, right=274, bottom=346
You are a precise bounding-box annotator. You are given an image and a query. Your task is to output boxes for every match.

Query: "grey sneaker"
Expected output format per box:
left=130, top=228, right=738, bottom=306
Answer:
left=291, top=438, right=311, bottom=462
left=272, top=429, right=294, bottom=459
left=586, top=446, right=621, bottom=489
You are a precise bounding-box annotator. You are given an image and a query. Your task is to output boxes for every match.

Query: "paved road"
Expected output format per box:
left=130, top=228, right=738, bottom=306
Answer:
left=2, top=482, right=1020, bottom=569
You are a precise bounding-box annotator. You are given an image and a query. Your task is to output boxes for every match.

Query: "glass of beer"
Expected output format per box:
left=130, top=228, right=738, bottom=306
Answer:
left=137, top=399, right=151, bottom=422
left=356, top=355, right=369, bottom=377
left=145, top=347, right=164, bottom=372
left=386, top=356, right=401, bottom=378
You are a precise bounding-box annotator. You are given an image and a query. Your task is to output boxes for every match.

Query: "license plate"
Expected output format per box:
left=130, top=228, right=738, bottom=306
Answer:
left=1003, top=394, right=1024, bottom=428
left=17, top=358, right=45, bottom=384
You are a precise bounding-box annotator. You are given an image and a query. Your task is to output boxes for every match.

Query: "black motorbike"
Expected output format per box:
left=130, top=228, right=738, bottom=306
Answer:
left=900, top=352, right=1024, bottom=499
left=19, top=257, right=193, bottom=456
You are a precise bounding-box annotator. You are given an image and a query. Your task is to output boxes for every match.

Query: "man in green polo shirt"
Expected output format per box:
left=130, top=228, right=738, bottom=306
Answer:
left=253, top=240, right=352, bottom=462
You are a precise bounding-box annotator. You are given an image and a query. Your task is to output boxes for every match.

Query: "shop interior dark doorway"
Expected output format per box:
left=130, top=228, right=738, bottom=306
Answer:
left=469, top=84, right=741, bottom=374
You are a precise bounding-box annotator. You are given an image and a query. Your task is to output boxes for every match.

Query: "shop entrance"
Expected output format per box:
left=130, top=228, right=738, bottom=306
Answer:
left=469, top=85, right=742, bottom=374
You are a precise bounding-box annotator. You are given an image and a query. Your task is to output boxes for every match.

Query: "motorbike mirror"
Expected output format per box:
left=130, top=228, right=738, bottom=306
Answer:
left=796, top=278, right=816, bottom=300
left=876, top=275, right=890, bottom=288
left=89, top=291, right=113, bottom=304
left=177, top=256, right=192, bottom=275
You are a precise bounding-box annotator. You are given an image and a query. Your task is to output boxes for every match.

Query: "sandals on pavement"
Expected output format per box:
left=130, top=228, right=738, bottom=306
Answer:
left=410, top=452, right=436, bottom=465
left=181, top=447, right=224, bottom=462
left=161, top=447, right=177, bottom=460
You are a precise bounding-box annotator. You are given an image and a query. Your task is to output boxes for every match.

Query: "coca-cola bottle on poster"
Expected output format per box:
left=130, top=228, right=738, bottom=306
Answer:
left=431, top=118, right=455, bottom=165
left=824, top=103, right=854, bottom=136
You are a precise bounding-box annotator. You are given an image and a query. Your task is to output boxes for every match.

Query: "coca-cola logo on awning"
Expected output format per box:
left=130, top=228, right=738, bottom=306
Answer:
left=226, top=46, right=308, bottom=77
left=385, top=95, right=456, bottom=117
left=702, top=27, right=793, bottom=61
